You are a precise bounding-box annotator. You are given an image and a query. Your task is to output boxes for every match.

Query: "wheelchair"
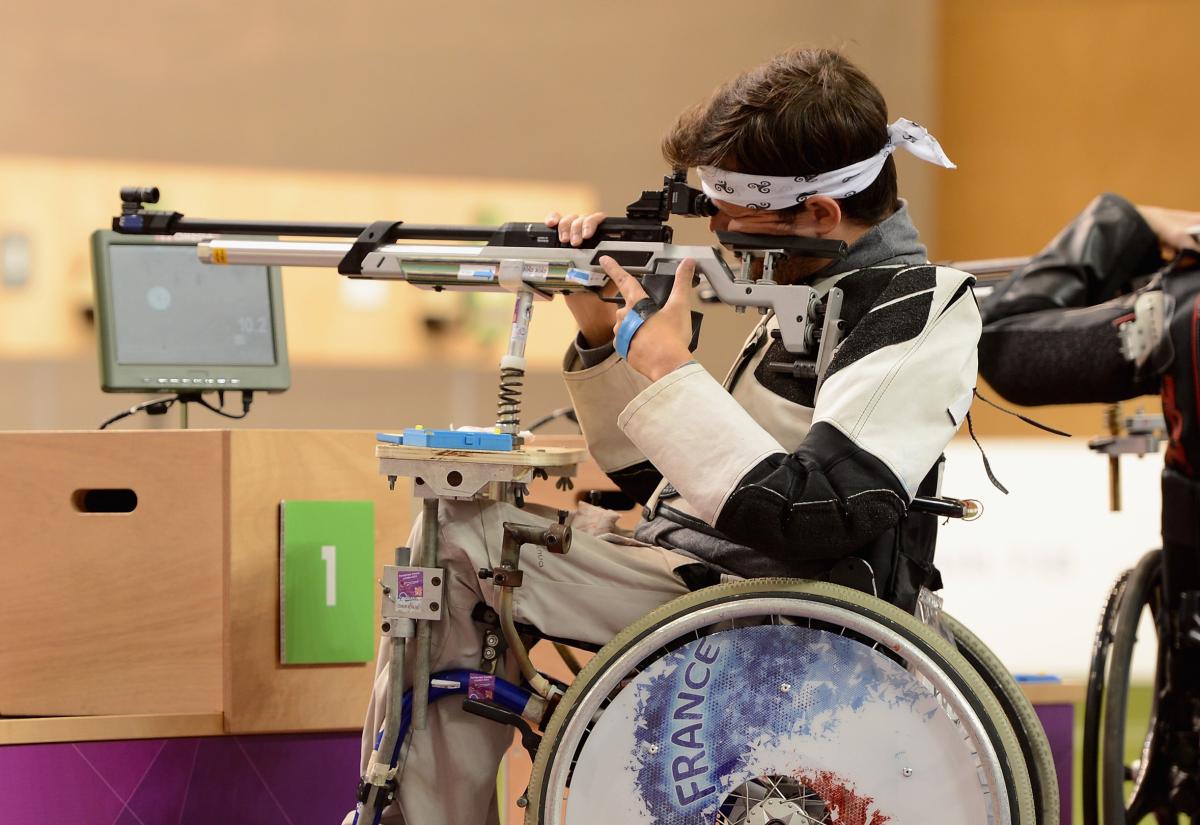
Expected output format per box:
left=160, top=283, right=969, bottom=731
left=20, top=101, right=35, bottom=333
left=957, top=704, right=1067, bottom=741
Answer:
left=980, top=250, right=1200, bottom=824
left=356, top=457, right=1060, bottom=825
left=526, top=577, right=1055, bottom=825
left=1082, top=466, right=1200, bottom=824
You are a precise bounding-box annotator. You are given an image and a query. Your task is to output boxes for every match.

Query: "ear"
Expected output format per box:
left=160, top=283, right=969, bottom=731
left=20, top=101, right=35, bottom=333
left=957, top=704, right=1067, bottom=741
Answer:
left=803, top=196, right=843, bottom=236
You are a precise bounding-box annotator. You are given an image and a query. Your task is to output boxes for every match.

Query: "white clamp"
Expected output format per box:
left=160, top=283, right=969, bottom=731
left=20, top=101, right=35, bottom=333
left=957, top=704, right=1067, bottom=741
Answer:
left=498, top=259, right=552, bottom=300
left=1118, top=291, right=1165, bottom=365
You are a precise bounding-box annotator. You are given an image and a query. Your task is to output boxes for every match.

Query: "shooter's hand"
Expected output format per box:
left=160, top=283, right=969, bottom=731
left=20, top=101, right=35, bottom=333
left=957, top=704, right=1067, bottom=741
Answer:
left=604, top=256, right=696, bottom=382
left=546, top=211, right=616, bottom=347
left=1135, top=204, right=1200, bottom=256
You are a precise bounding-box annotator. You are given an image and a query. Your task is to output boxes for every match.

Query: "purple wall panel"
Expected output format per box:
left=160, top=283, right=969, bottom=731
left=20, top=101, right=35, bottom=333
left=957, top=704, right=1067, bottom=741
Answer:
left=1, top=706, right=1076, bottom=824
left=0, top=742, right=127, bottom=825
left=1034, top=702, right=1075, bottom=825
left=0, top=732, right=360, bottom=825
left=74, top=739, right=166, bottom=801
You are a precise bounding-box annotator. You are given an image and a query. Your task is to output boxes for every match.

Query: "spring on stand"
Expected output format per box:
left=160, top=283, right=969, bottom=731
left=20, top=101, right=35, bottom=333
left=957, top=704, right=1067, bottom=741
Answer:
left=497, top=366, right=525, bottom=431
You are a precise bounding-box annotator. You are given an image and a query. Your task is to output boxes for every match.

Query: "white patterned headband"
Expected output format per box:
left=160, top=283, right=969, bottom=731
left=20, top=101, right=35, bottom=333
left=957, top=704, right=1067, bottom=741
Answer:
left=696, top=118, right=955, bottom=210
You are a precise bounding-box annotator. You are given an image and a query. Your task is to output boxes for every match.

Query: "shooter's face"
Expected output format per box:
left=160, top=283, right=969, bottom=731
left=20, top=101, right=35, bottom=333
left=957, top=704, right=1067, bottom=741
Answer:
left=708, top=201, right=811, bottom=237
left=709, top=199, right=844, bottom=284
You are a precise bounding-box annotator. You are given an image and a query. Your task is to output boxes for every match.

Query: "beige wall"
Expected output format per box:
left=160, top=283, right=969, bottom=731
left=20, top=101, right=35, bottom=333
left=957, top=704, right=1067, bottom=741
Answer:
left=0, top=1, right=942, bottom=240
left=0, top=156, right=595, bottom=364
left=0, top=1, right=942, bottom=429
left=6, top=1, right=1188, bottom=434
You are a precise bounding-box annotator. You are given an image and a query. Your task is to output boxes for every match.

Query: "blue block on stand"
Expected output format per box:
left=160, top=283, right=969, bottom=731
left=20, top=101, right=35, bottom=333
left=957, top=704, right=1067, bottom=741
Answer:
left=376, top=429, right=514, bottom=451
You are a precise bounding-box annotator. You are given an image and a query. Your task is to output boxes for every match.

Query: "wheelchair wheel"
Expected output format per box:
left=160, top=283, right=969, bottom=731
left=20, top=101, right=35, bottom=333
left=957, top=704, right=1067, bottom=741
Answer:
left=1097, top=549, right=1167, bottom=824
left=941, top=613, right=1060, bottom=825
left=1083, top=567, right=1131, bottom=825
left=526, top=579, right=1035, bottom=825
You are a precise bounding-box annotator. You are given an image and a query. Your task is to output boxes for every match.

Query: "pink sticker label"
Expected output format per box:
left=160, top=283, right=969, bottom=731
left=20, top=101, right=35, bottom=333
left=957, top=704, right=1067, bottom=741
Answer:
left=468, top=672, right=495, bottom=702
left=395, top=570, right=424, bottom=599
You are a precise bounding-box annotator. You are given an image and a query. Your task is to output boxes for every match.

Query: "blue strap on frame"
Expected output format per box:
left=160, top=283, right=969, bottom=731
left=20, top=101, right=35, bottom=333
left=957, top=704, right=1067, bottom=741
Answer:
left=614, top=311, right=646, bottom=359
left=615, top=299, right=662, bottom=359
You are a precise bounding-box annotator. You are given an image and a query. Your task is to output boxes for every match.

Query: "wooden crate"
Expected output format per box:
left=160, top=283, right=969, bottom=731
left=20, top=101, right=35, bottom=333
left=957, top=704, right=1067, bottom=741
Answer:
left=0, top=429, right=409, bottom=733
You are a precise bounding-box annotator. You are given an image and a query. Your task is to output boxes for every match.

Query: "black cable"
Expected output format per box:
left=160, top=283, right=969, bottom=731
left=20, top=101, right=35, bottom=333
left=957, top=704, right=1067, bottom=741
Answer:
left=98, top=390, right=255, bottom=429
left=972, top=388, right=1071, bottom=437
left=98, top=395, right=180, bottom=429
left=194, top=390, right=255, bottom=420
left=527, top=406, right=580, bottom=433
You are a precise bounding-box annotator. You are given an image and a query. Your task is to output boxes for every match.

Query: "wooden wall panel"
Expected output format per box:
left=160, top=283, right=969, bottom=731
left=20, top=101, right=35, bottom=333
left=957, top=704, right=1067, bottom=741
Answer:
left=0, top=430, right=226, bottom=716
left=937, top=0, right=1200, bottom=261
left=0, top=429, right=415, bottom=731
left=936, top=0, right=1198, bottom=436
left=224, top=429, right=410, bottom=733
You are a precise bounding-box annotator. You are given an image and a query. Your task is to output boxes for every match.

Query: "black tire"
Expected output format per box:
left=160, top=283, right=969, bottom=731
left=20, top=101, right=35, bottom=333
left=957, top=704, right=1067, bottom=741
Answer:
left=942, top=613, right=1061, bottom=825
left=525, top=578, right=1035, bottom=824
left=1101, top=549, right=1164, bottom=824
left=1083, top=568, right=1132, bottom=825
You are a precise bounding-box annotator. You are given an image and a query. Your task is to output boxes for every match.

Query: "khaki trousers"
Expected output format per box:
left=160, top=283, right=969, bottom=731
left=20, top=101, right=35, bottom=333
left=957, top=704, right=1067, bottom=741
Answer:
left=354, top=499, right=692, bottom=825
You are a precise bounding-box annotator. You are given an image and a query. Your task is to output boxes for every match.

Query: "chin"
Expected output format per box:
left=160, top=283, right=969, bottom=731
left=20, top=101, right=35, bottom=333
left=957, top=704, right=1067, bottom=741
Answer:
left=775, top=256, right=831, bottom=284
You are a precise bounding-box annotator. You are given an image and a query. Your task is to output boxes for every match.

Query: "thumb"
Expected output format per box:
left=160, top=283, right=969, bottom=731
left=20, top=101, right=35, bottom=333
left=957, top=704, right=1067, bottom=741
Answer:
left=665, top=258, right=696, bottom=309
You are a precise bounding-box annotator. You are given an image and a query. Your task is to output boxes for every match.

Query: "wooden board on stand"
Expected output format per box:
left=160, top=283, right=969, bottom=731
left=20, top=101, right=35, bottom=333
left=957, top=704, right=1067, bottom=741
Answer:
left=375, top=442, right=588, bottom=468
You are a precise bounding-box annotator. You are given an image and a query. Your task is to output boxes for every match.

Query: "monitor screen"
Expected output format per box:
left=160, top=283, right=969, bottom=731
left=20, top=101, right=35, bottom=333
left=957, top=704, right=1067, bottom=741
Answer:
left=109, top=244, right=277, bottom=366
left=92, top=231, right=290, bottom=393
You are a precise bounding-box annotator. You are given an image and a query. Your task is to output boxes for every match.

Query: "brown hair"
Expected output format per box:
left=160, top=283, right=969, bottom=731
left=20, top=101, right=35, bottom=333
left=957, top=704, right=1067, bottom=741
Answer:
left=662, top=48, right=898, bottom=224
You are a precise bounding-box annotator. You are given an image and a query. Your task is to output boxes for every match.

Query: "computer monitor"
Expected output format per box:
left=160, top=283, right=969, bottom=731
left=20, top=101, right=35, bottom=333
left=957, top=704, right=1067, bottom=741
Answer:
left=91, top=230, right=290, bottom=393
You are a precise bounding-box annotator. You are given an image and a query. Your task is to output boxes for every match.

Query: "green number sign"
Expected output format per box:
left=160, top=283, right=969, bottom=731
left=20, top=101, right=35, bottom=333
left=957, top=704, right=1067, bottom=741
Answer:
left=279, top=500, right=375, bottom=664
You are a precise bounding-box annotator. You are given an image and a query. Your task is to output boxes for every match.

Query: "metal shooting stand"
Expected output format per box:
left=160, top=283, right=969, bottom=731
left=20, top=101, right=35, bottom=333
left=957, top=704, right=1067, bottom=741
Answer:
left=355, top=276, right=587, bottom=823
left=1089, top=404, right=1168, bottom=511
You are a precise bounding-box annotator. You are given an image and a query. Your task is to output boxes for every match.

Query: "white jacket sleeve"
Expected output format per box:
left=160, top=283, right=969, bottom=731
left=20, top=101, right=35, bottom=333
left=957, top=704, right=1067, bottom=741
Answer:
left=561, top=345, right=654, bottom=474
left=618, top=265, right=981, bottom=560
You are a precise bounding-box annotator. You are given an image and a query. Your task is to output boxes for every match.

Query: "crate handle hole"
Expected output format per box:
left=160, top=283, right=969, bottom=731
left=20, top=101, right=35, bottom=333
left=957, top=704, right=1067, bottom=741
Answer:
left=72, top=488, right=138, bottom=513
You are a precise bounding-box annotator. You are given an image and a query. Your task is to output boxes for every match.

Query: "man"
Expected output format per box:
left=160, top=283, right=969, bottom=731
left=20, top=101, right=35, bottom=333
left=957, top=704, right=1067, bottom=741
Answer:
left=978, top=193, right=1200, bottom=454
left=355, top=47, right=978, bottom=824
left=977, top=196, right=1200, bottom=689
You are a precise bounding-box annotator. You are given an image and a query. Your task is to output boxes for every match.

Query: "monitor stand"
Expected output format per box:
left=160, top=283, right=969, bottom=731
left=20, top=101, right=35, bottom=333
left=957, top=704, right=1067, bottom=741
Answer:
left=177, top=392, right=201, bottom=429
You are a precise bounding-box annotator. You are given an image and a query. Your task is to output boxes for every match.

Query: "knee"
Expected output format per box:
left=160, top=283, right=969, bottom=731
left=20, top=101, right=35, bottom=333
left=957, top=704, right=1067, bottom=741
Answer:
left=406, top=499, right=556, bottom=596
left=402, top=500, right=499, bottom=607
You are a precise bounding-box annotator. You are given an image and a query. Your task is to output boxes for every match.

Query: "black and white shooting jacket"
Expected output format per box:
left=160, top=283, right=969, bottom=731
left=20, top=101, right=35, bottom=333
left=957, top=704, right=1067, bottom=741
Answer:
left=563, top=207, right=981, bottom=610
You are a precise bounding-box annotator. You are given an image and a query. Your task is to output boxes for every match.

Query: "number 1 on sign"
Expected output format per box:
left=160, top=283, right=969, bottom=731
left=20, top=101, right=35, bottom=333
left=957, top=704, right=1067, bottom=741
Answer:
left=320, top=545, right=337, bottom=607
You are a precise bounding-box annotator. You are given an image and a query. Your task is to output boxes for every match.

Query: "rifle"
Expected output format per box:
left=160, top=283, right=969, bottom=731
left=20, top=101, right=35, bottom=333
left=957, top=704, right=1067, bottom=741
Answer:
left=113, top=173, right=847, bottom=355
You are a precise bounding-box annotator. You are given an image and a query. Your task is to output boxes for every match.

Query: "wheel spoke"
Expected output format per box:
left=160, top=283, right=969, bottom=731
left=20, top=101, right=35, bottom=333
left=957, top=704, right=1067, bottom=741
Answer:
left=712, top=775, right=830, bottom=825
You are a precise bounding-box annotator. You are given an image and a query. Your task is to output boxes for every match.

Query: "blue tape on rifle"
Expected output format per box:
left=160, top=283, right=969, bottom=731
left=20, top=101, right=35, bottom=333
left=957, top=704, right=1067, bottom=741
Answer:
left=614, top=311, right=646, bottom=359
